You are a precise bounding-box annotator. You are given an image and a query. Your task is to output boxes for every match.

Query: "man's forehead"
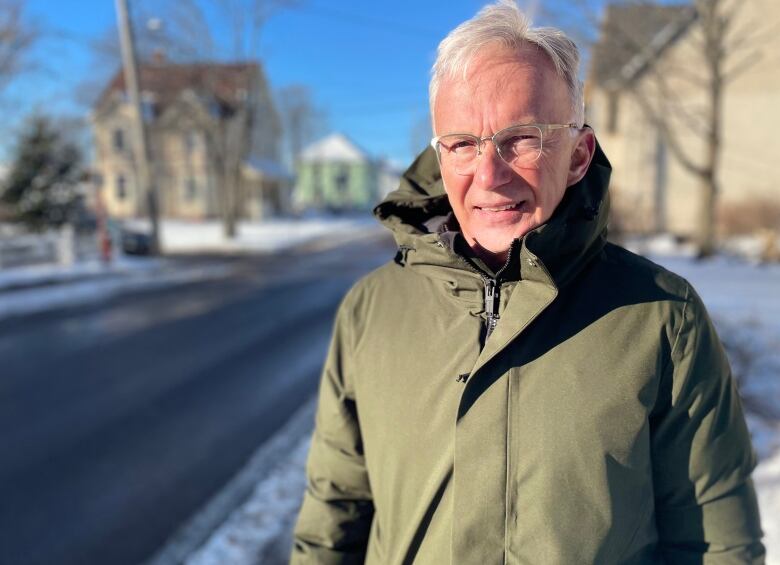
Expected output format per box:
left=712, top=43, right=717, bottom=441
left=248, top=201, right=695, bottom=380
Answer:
left=470, top=45, right=557, bottom=85
left=468, top=42, right=555, bottom=75
left=434, top=45, right=568, bottom=127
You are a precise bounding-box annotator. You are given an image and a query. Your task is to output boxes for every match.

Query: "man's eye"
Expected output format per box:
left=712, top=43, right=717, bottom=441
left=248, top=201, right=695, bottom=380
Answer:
left=505, top=135, right=537, bottom=145
left=452, top=140, right=477, bottom=151
left=449, top=139, right=477, bottom=152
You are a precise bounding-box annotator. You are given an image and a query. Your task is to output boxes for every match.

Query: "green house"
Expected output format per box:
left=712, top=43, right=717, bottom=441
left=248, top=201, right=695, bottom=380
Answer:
left=294, top=133, right=379, bottom=212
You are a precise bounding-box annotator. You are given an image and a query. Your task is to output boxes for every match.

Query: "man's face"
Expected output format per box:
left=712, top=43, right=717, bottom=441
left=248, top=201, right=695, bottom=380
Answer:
left=433, top=44, right=593, bottom=265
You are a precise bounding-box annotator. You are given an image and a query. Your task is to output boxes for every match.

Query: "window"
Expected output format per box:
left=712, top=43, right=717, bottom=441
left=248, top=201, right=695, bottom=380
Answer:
left=185, top=178, right=197, bottom=201
left=607, top=92, right=620, bottom=134
left=335, top=165, right=350, bottom=196
left=184, top=131, right=199, bottom=154
left=312, top=163, right=323, bottom=206
left=113, top=128, right=125, bottom=152
left=116, top=174, right=127, bottom=200
left=141, top=92, right=156, bottom=122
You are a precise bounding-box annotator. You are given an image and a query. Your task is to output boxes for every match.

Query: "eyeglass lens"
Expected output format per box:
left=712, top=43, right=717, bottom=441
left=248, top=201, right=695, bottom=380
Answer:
left=436, top=125, right=543, bottom=175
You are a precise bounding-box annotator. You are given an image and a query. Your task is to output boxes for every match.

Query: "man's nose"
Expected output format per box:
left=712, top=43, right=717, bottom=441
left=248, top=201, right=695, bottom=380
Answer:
left=473, top=140, right=513, bottom=189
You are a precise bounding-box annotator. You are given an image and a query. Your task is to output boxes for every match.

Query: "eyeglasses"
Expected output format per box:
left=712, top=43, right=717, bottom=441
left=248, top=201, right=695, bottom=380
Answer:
left=430, top=123, right=580, bottom=175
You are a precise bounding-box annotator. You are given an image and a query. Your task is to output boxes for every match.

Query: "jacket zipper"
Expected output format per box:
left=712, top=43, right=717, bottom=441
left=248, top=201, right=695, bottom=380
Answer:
left=438, top=237, right=517, bottom=342
left=483, top=241, right=516, bottom=340
left=484, top=278, right=499, bottom=340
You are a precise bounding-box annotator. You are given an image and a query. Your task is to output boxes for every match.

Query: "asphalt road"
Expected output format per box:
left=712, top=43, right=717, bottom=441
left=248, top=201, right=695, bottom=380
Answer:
left=0, top=234, right=395, bottom=565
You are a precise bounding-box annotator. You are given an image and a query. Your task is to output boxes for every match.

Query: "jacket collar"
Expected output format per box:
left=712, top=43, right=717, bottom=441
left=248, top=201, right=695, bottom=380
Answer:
left=374, top=139, right=612, bottom=291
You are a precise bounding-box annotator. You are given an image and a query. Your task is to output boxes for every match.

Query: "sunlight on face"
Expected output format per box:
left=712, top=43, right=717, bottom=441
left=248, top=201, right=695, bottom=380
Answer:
left=433, top=44, right=589, bottom=266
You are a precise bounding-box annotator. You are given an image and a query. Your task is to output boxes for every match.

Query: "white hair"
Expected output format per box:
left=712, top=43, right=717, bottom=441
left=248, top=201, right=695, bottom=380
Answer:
left=430, top=0, right=585, bottom=127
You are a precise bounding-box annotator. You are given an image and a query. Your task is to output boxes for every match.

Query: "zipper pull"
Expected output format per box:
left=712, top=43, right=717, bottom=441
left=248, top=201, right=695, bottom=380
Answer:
left=484, top=279, right=497, bottom=316
left=484, top=279, right=499, bottom=339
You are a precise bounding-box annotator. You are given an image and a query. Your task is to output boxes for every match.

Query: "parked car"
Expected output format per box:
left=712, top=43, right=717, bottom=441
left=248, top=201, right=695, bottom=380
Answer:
left=120, top=228, right=152, bottom=255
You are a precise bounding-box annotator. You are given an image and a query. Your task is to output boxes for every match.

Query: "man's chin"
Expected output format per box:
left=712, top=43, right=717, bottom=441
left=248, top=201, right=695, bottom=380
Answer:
left=471, top=224, right=535, bottom=250
left=467, top=232, right=521, bottom=262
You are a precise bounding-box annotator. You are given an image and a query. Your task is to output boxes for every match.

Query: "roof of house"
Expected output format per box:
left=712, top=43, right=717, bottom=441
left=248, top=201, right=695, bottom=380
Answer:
left=96, top=61, right=261, bottom=117
left=590, top=3, right=696, bottom=89
left=244, top=157, right=294, bottom=181
left=300, top=133, right=371, bottom=164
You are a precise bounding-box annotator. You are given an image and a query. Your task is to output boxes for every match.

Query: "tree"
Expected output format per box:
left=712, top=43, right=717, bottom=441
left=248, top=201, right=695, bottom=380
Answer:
left=1, top=114, right=84, bottom=228
left=553, top=0, right=768, bottom=257
left=275, top=84, right=328, bottom=168
left=0, top=0, right=37, bottom=94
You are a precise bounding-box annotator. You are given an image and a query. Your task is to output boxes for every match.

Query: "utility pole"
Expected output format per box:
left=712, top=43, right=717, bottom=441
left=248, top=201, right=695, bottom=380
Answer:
left=115, top=0, right=161, bottom=254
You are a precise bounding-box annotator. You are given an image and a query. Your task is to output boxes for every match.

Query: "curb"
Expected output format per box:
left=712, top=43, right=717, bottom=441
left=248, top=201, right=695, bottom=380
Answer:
left=144, top=397, right=317, bottom=565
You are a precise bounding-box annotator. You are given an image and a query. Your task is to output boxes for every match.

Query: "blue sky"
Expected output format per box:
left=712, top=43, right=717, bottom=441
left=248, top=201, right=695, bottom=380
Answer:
left=2, top=0, right=584, bottom=166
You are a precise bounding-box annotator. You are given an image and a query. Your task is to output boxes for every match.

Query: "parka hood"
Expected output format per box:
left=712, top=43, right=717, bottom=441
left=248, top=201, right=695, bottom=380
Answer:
left=374, top=138, right=613, bottom=289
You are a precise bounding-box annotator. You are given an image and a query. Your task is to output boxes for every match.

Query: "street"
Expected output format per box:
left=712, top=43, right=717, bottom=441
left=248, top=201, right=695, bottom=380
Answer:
left=0, top=235, right=394, bottom=565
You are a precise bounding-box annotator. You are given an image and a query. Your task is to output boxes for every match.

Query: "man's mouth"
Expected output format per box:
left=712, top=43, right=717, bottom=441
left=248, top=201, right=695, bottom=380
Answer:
left=476, top=202, right=525, bottom=212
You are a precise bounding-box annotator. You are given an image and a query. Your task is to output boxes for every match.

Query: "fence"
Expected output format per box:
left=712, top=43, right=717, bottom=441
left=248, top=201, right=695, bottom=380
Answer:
left=0, top=226, right=99, bottom=269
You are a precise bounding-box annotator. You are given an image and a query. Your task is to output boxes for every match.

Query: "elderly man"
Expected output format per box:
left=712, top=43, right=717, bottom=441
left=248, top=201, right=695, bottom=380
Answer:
left=291, top=1, right=764, bottom=563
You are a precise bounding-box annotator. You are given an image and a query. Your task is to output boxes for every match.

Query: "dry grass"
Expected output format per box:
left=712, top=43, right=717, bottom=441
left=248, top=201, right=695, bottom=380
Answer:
left=718, top=198, right=780, bottom=236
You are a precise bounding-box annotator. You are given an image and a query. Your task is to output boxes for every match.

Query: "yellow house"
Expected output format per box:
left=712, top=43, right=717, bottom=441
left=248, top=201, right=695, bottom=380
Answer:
left=587, top=0, right=780, bottom=239
left=92, top=61, right=291, bottom=221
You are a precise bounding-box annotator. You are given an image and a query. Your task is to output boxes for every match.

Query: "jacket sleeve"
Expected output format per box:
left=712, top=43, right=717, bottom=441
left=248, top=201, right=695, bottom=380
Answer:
left=650, top=284, right=765, bottom=562
left=291, top=293, right=374, bottom=564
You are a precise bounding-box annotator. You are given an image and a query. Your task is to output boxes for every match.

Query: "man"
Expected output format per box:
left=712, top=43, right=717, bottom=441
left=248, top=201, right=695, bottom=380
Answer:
left=292, top=2, right=764, bottom=563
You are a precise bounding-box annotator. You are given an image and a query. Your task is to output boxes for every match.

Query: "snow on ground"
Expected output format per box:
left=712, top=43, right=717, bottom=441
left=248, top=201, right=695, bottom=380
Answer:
left=0, top=255, right=165, bottom=292
left=0, top=216, right=382, bottom=320
left=176, top=236, right=780, bottom=565
left=0, top=259, right=232, bottom=320
left=125, top=215, right=379, bottom=254
left=183, top=436, right=311, bottom=565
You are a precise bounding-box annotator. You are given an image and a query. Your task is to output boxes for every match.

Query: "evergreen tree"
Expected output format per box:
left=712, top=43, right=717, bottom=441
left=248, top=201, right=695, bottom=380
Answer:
left=1, top=114, right=83, bottom=228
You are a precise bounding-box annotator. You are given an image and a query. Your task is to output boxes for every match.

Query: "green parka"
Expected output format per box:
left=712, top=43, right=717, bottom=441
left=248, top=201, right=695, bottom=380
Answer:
left=291, top=144, right=764, bottom=564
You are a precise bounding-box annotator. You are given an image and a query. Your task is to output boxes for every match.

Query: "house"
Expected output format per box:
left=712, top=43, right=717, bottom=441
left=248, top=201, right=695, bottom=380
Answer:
left=91, top=60, right=292, bottom=221
left=586, top=0, right=780, bottom=238
left=294, top=133, right=381, bottom=212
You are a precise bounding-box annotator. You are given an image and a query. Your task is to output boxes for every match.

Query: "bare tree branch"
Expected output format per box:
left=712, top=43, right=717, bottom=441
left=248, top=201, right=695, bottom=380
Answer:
left=0, top=0, right=37, bottom=93
left=723, top=48, right=763, bottom=82
left=628, top=82, right=708, bottom=178
left=275, top=83, right=328, bottom=166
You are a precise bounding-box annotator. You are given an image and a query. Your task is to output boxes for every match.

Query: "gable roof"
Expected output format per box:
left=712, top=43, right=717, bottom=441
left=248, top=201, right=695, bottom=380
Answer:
left=95, top=62, right=262, bottom=118
left=300, top=133, right=371, bottom=164
left=590, top=3, right=696, bottom=89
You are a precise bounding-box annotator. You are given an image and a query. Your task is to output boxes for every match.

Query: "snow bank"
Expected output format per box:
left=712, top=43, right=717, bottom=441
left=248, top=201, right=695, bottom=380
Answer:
left=146, top=399, right=317, bottom=565
left=184, top=437, right=310, bottom=565
left=0, top=260, right=232, bottom=320
left=0, top=216, right=384, bottom=320
left=124, top=215, right=380, bottom=254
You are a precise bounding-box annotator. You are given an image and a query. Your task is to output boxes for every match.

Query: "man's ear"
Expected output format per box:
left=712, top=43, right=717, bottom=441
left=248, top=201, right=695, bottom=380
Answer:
left=566, top=128, right=596, bottom=187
